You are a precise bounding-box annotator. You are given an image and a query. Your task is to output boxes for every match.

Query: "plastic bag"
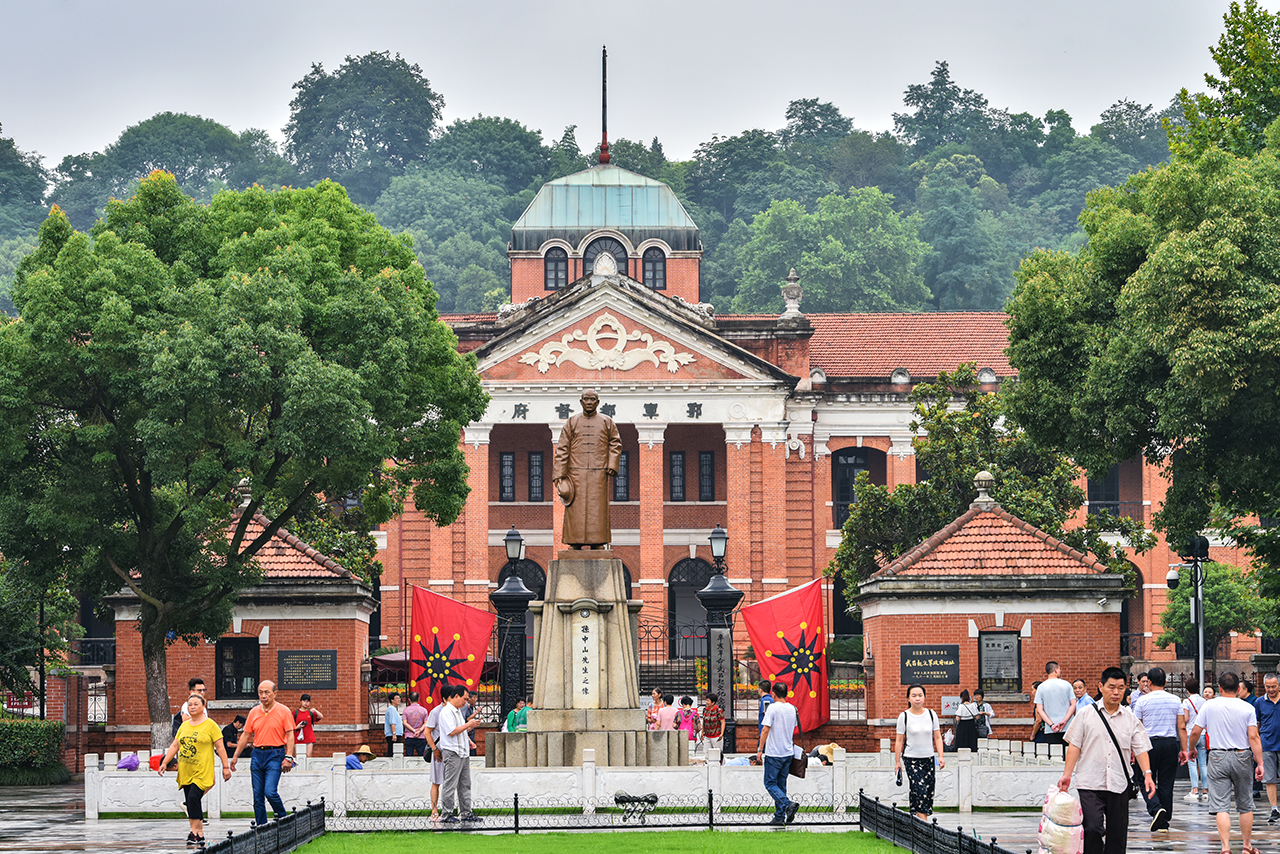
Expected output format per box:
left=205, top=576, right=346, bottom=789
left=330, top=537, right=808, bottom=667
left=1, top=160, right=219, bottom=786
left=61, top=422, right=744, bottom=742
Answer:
left=116, top=753, right=140, bottom=771
left=943, top=728, right=955, bottom=746
left=148, top=754, right=163, bottom=772
left=1037, top=784, right=1083, bottom=854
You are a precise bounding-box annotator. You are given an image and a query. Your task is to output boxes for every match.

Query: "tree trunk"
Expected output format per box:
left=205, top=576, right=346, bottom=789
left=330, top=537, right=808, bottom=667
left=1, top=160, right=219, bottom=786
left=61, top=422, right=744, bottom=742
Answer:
left=141, top=620, right=173, bottom=751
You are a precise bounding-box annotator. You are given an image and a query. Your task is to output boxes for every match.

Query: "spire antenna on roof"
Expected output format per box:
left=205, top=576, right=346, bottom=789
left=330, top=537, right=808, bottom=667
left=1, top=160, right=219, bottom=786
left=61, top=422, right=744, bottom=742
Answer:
left=599, top=46, right=610, bottom=165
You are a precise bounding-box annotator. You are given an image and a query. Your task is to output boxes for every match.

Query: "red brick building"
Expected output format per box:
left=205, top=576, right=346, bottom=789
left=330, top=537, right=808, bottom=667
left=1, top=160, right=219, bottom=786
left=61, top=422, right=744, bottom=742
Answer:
left=857, top=481, right=1127, bottom=740
left=96, top=510, right=376, bottom=758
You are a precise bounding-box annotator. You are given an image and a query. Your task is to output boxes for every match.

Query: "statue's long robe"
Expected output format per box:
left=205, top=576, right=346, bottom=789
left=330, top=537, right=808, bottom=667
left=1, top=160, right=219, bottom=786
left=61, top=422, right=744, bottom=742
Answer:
left=553, top=412, right=622, bottom=546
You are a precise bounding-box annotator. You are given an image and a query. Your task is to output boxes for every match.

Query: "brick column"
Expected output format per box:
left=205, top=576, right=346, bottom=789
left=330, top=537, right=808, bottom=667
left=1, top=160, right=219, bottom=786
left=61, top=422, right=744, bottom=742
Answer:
left=760, top=424, right=788, bottom=590
left=461, top=424, right=492, bottom=602
left=724, top=425, right=754, bottom=585
left=636, top=425, right=667, bottom=604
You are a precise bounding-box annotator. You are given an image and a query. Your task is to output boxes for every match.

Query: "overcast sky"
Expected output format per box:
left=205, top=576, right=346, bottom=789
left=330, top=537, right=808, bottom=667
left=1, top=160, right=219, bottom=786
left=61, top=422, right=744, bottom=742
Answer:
left=1, top=0, right=1243, bottom=168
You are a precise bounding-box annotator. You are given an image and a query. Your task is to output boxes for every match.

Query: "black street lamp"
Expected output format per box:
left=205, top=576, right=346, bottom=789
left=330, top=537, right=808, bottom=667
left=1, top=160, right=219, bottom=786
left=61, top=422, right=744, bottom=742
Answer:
left=1168, top=535, right=1210, bottom=691
left=491, top=528, right=535, bottom=724
left=697, top=523, right=743, bottom=754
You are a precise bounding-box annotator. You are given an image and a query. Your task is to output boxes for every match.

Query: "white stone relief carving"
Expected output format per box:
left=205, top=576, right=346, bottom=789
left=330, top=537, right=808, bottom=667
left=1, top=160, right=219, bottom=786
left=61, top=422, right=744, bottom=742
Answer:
left=518, top=313, right=696, bottom=374
left=785, top=437, right=806, bottom=460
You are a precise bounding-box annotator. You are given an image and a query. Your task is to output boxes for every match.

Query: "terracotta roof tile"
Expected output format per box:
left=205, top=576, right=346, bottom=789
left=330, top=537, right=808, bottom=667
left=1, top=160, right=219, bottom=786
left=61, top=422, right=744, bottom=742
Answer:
left=873, top=505, right=1109, bottom=578
left=807, top=312, right=1013, bottom=378
left=439, top=313, right=497, bottom=323
left=232, top=511, right=352, bottom=580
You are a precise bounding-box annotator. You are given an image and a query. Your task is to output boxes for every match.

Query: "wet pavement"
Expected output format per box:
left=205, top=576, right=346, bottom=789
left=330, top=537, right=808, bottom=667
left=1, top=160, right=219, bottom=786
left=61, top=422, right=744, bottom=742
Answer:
left=3, top=779, right=1280, bottom=852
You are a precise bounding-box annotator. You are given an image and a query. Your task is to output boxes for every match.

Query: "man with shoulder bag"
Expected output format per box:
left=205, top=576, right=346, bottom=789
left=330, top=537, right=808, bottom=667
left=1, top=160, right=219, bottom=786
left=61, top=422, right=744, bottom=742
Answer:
left=1059, top=667, right=1155, bottom=854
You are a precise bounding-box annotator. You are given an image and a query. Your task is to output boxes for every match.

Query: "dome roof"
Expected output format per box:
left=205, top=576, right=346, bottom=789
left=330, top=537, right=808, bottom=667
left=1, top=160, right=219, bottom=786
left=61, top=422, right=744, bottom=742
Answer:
left=510, top=164, right=699, bottom=251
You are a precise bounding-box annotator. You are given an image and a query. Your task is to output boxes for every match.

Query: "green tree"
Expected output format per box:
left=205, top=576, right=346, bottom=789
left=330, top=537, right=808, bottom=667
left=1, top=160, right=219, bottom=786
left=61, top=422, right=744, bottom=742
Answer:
left=1005, top=127, right=1280, bottom=582
left=0, top=173, right=488, bottom=745
left=0, top=558, right=80, bottom=704
left=1032, top=137, right=1138, bottom=238
left=0, top=233, right=38, bottom=316
left=284, top=51, right=444, bottom=204
left=916, top=169, right=1009, bottom=309
left=1170, top=0, right=1280, bottom=157
left=893, top=61, right=991, bottom=154
left=778, top=98, right=854, bottom=150
left=1157, top=562, right=1264, bottom=663
left=687, top=129, right=779, bottom=220
left=827, top=131, right=910, bottom=199
left=50, top=114, right=299, bottom=231
left=828, top=365, right=1153, bottom=592
left=0, top=124, right=49, bottom=242
left=428, top=116, right=552, bottom=195
left=1090, top=99, right=1170, bottom=167
left=730, top=188, right=929, bottom=313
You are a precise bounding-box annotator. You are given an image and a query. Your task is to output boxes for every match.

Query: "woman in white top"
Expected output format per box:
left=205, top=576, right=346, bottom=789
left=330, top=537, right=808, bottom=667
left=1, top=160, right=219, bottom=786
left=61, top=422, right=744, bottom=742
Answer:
left=894, top=683, right=945, bottom=820
left=954, top=689, right=979, bottom=752
left=1181, top=676, right=1209, bottom=801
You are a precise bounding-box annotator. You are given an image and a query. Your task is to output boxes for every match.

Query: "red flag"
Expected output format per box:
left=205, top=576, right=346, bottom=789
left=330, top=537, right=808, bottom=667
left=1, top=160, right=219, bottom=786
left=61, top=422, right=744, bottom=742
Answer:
left=409, top=586, right=496, bottom=711
left=741, top=579, right=829, bottom=731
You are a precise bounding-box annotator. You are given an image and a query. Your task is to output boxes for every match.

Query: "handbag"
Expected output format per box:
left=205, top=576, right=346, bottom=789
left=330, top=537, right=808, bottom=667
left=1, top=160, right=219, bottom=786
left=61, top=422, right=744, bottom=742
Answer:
left=789, top=745, right=807, bottom=778
left=1093, top=703, right=1138, bottom=800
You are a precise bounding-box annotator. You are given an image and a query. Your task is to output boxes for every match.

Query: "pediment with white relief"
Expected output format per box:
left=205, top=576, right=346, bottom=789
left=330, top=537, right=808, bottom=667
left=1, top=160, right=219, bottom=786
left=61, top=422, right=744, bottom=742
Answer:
left=472, top=279, right=794, bottom=388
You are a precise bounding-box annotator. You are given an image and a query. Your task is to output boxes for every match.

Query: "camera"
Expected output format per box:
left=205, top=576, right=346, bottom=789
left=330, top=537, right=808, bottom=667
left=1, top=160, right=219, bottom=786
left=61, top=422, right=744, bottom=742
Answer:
left=1166, top=567, right=1180, bottom=589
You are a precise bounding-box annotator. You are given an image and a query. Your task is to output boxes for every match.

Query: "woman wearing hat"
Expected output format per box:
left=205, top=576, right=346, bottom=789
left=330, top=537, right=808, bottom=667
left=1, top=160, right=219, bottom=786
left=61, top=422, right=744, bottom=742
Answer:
left=158, top=692, right=230, bottom=848
left=345, top=744, right=378, bottom=769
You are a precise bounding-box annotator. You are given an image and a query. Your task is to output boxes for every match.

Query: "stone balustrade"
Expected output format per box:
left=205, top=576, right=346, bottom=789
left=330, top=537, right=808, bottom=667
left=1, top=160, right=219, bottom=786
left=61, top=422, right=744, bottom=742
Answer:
left=84, top=739, right=1068, bottom=819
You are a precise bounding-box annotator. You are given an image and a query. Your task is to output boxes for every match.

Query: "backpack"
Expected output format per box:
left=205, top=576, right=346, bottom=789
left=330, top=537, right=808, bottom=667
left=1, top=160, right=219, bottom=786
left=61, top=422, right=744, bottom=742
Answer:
left=171, top=710, right=183, bottom=737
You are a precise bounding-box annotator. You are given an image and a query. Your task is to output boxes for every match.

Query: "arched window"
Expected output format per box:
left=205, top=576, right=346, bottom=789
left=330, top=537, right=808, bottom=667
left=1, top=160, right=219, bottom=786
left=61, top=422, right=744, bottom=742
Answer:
left=642, top=247, right=666, bottom=290
left=544, top=247, right=568, bottom=290
left=667, top=558, right=714, bottom=659
left=583, top=237, right=628, bottom=274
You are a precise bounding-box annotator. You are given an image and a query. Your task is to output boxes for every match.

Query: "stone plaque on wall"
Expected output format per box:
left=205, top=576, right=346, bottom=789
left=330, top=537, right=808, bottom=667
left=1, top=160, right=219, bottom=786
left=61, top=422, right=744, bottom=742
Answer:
left=277, top=650, right=338, bottom=691
left=900, top=644, right=960, bottom=684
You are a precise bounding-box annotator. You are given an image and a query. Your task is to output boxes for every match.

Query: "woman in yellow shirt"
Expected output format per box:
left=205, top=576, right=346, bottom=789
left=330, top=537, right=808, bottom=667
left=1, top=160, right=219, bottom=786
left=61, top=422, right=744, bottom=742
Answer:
left=159, top=692, right=231, bottom=848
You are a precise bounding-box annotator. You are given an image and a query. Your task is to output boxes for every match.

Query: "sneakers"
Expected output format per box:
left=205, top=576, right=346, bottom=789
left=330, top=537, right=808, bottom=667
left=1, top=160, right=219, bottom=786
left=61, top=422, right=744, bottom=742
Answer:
left=186, top=832, right=198, bottom=847
left=442, top=815, right=461, bottom=823
left=1269, top=807, right=1279, bottom=824
left=1184, top=790, right=1201, bottom=802
left=1150, top=807, right=1168, bottom=831
left=785, top=801, right=800, bottom=823
left=460, top=813, right=482, bottom=823
left=766, top=817, right=787, bottom=826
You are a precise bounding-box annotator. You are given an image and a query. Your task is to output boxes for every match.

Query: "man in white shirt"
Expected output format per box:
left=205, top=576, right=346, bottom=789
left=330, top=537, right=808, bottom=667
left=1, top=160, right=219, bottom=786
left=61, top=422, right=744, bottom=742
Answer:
left=1034, top=661, right=1075, bottom=745
left=424, top=699, right=447, bottom=821
left=438, top=685, right=481, bottom=823
left=1189, top=671, right=1265, bottom=854
left=755, top=682, right=799, bottom=826
left=1059, top=667, right=1155, bottom=854
left=1131, top=667, right=1181, bottom=831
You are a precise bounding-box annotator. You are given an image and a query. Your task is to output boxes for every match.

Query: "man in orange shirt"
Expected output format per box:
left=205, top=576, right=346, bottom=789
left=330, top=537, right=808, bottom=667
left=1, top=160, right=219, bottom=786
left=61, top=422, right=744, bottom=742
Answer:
left=229, top=681, right=295, bottom=827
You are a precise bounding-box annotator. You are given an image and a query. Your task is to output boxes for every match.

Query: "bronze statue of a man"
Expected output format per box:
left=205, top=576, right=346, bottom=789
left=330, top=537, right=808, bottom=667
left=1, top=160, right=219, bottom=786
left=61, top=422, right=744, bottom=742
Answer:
left=553, top=390, right=622, bottom=549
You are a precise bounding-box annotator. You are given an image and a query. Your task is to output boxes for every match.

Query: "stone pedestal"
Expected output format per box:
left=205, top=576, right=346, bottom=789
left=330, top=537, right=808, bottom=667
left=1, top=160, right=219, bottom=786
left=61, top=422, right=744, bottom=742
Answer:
left=487, top=550, right=687, bottom=767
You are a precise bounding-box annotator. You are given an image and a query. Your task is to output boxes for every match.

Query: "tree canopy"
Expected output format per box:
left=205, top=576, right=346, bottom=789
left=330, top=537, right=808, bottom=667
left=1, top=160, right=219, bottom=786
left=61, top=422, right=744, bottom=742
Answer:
left=1005, top=125, right=1280, bottom=582
left=827, top=365, right=1153, bottom=595
left=284, top=51, right=445, bottom=204
left=730, top=188, right=929, bottom=314
left=1157, top=561, right=1265, bottom=662
left=0, top=173, right=488, bottom=743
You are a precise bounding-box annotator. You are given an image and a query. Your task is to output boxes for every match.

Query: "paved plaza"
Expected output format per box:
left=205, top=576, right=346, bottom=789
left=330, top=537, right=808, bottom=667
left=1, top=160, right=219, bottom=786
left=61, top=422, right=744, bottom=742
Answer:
left=4, top=779, right=1280, bottom=853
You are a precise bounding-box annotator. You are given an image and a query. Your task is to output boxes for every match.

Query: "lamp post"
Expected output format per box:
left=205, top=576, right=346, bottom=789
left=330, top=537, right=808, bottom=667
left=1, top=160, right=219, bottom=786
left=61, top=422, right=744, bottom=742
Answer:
left=1169, top=535, right=1210, bottom=691
left=696, top=524, right=743, bottom=753
left=491, top=527, right=536, bottom=725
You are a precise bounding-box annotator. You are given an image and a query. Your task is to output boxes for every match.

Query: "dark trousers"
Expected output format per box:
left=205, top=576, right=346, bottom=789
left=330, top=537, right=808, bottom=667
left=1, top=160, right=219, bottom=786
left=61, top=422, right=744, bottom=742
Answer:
left=1079, top=788, right=1130, bottom=854
left=404, top=737, right=427, bottom=758
left=1146, top=736, right=1178, bottom=822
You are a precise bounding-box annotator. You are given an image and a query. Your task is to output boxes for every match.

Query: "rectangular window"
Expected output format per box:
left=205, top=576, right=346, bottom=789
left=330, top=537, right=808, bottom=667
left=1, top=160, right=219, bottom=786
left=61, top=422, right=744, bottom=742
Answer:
left=499, top=452, right=515, bottom=502
left=1087, top=463, right=1120, bottom=516
left=978, top=632, right=1021, bottom=694
left=670, top=451, right=685, bottom=502
left=613, top=451, right=629, bottom=502
left=699, top=451, right=715, bottom=501
left=528, top=452, right=544, bottom=502
left=216, top=639, right=259, bottom=700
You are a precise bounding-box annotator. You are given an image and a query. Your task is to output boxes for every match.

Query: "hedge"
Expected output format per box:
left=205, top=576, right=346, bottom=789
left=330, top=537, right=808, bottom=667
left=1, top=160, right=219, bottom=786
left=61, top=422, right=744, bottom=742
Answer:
left=0, top=716, right=65, bottom=769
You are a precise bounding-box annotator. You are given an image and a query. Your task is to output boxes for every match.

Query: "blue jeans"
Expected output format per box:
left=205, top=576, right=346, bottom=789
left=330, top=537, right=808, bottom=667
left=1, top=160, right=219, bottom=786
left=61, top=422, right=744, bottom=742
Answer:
left=250, top=745, right=287, bottom=826
left=763, top=755, right=791, bottom=820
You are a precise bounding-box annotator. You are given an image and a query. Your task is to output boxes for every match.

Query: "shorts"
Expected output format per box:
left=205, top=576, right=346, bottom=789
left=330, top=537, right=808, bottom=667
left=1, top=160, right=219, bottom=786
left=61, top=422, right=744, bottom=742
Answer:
left=427, top=752, right=446, bottom=786
left=1208, top=749, right=1256, bottom=814
left=1263, top=751, right=1280, bottom=784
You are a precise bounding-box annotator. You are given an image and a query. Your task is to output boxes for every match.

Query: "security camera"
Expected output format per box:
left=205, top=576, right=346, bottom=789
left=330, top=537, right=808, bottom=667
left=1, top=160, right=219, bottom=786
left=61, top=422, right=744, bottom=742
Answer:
left=1166, top=567, right=1180, bottom=589
left=1097, top=597, right=1108, bottom=607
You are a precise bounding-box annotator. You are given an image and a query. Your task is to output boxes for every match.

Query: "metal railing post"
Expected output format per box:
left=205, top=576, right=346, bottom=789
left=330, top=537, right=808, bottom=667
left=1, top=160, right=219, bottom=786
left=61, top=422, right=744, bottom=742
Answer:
left=514, top=792, right=520, bottom=835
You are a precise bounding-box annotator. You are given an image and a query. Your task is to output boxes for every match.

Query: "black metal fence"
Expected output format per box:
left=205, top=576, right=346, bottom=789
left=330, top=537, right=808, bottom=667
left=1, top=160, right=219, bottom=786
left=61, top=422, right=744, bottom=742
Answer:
left=206, top=800, right=325, bottom=854
left=859, top=792, right=1026, bottom=854
left=326, top=791, right=860, bottom=832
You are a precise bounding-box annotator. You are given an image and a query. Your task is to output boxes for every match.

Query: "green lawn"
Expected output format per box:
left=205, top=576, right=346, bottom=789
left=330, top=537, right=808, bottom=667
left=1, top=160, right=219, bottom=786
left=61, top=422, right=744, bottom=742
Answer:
left=305, top=830, right=890, bottom=854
